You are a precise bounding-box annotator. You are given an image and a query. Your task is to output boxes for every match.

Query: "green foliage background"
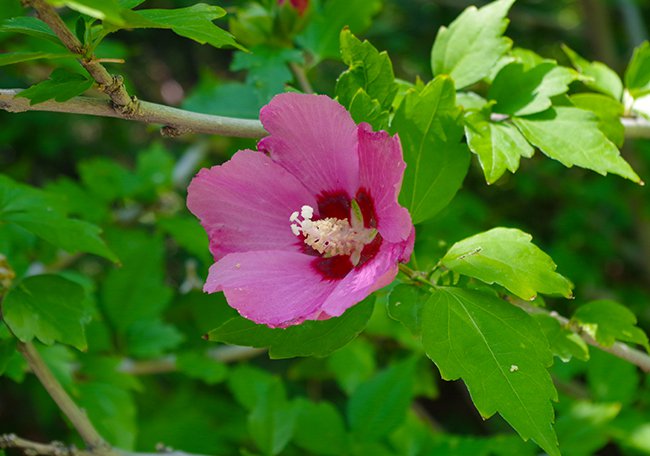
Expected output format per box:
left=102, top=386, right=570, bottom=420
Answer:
left=1, top=0, right=650, bottom=455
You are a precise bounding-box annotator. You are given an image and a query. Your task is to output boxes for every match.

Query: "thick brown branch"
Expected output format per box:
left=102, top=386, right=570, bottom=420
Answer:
left=24, top=0, right=135, bottom=112
left=0, top=89, right=267, bottom=138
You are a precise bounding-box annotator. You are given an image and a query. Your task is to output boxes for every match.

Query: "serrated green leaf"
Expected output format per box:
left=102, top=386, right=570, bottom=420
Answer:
left=0, top=51, right=77, bottom=66
left=17, top=69, right=93, bottom=105
left=625, top=41, right=650, bottom=98
left=3, top=275, right=90, bottom=351
left=0, top=175, right=117, bottom=262
left=562, top=45, right=623, bottom=100
left=534, top=314, right=589, bottom=362
left=465, top=112, right=534, bottom=184
left=573, top=300, right=649, bottom=351
left=387, top=283, right=429, bottom=336
left=231, top=46, right=303, bottom=102
left=489, top=62, right=577, bottom=116
left=125, top=4, right=242, bottom=50
left=293, top=400, right=347, bottom=455
left=512, top=107, right=641, bottom=183
left=347, top=89, right=390, bottom=130
left=347, top=357, right=417, bottom=441
left=0, top=17, right=62, bottom=46
left=441, top=227, right=573, bottom=300
left=297, top=0, right=381, bottom=61
left=207, top=298, right=374, bottom=359
left=336, top=29, right=397, bottom=112
left=422, top=287, right=559, bottom=456
left=390, top=76, right=470, bottom=224
left=48, top=0, right=126, bottom=25
left=431, top=0, right=514, bottom=89
left=569, top=93, right=625, bottom=147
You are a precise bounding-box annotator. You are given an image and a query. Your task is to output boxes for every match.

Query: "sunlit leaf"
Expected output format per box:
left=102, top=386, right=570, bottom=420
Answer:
left=422, top=287, right=559, bottom=456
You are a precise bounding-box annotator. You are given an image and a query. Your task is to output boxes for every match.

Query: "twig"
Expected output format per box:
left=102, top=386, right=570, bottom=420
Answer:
left=0, top=434, right=212, bottom=456
left=4, top=88, right=650, bottom=139
left=289, top=62, right=314, bottom=94
left=397, top=265, right=650, bottom=372
left=16, top=342, right=107, bottom=449
left=118, top=346, right=266, bottom=375
left=517, top=302, right=650, bottom=373
left=0, top=89, right=267, bottom=138
left=23, top=0, right=135, bottom=112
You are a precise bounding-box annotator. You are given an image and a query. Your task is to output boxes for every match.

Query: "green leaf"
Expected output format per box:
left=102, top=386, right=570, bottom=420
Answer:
left=0, top=17, right=62, bottom=46
left=231, top=46, right=303, bottom=102
left=101, top=230, right=172, bottom=332
left=0, top=175, right=118, bottom=262
left=422, top=287, right=559, bottom=456
left=387, top=283, right=429, bottom=336
left=465, top=111, right=534, bottom=184
left=3, top=275, right=90, bottom=351
left=489, top=62, right=577, bottom=116
left=431, top=0, right=514, bottom=89
left=347, top=357, right=417, bottom=441
left=347, top=89, right=390, bottom=130
left=555, top=401, right=620, bottom=456
left=183, top=78, right=261, bottom=119
left=176, top=352, right=227, bottom=385
left=569, top=93, right=625, bottom=147
left=327, top=339, right=376, bottom=394
left=78, top=382, right=137, bottom=449
left=297, top=0, right=381, bottom=62
left=17, top=69, right=93, bottom=105
left=48, top=0, right=127, bottom=25
left=512, top=107, right=641, bottom=183
left=573, top=300, right=650, bottom=350
left=0, top=337, right=17, bottom=377
left=125, top=319, right=184, bottom=358
left=293, top=400, right=347, bottom=455
left=441, top=227, right=573, bottom=300
left=207, top=298, right=374, bottom=359
left=336, top=29, right=397, bottom=112
left=625, top=41, right=650, bottom=98
left=78, top=157, right=140, bottom=202
left=562, top=45, right=623, bottom=100
left=586, top=350, right=639, bottom=405
left=390, top=76, right=470, bottom=224
left=125, top=4, right=242, bottom=50
left=0, top=51, right=77, bottom=66
left=248, top=378, right=298, bottom=455
left=534, top=314, right=589, bottom=362
left=157, top=215, right=210, bottom=263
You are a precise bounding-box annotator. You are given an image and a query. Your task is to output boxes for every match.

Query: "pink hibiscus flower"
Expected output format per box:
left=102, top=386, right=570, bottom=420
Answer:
left=187, top=93, right=414, bottom=328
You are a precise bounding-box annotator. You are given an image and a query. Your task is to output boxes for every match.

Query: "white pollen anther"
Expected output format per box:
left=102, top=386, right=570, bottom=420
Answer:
left=289, top=204, right=377, bottom=266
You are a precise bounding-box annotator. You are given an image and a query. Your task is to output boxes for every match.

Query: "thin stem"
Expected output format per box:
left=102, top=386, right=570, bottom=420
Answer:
left=16, top=342, right=107, bottom=449
left=24, top=0, right=135, bottom=112
left=0, top=89, right=267, bottom=138
left=289, top=62, right=314, bottom=94
left=0, top=434, right=211, bottom=456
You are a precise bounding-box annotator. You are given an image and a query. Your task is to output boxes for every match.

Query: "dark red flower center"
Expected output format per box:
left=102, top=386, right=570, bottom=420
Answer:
left=304, top=188, right=383, bottom=280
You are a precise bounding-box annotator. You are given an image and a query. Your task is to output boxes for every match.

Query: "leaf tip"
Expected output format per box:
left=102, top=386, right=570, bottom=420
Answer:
left=201, top=333, right=210, bottom=341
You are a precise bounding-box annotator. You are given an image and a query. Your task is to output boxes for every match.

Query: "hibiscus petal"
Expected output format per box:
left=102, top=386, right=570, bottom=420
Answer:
left=319, top=241, right=405, bottom=318
left=258, top=93, right=359, bottom=198
left=357, top=123, right=413, bottom=242
left=187, top=150, right=316, bottom=260
left=205, top=250, right=337, bottom=327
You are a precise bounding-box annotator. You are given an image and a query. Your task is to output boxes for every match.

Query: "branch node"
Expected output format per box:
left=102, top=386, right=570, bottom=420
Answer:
left=160, top=125, right=191, bottom=137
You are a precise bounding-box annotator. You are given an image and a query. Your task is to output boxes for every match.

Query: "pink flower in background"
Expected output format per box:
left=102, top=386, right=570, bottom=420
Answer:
left=187, top=93, right=414, bottom=328
left=278, top=0, right=309, bottom=15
